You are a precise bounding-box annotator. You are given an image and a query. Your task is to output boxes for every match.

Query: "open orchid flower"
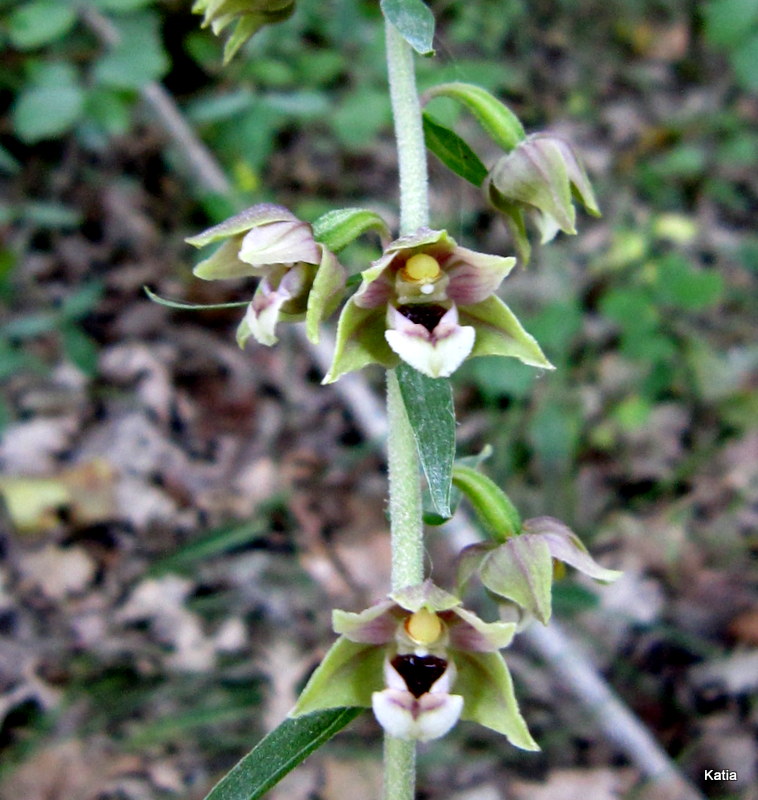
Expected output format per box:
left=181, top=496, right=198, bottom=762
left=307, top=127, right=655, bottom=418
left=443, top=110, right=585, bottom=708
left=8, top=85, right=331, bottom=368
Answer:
left=291, top=580, right=538, bottom=748
left=186, top=203, right=345, bottom=347
left=325, top=227, right=551, bottom=382
left=457, top=516, right=622, bottom=625
left=485, top=134, right=600, bottom=265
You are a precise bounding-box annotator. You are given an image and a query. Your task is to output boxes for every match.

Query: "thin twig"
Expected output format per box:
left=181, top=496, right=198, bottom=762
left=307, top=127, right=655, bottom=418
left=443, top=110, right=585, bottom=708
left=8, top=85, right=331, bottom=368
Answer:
left=80, top=10, right=706, bottom=797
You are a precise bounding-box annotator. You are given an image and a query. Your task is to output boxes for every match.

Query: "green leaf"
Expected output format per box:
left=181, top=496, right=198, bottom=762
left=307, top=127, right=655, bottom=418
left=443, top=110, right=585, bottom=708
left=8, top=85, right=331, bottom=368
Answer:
left=422, top=112, right=488, bottom=187
left=59, top=324, right=100, bottom=376
left=12, top=81, right=85, bottom=143
left=704, top=0, right=758, bottom=47
left=380, top=0, right=435, bottom=56
left=92, top=13, right=169, bottom=90
left=396, top=362, right=455, bottom=518
left=451, top=464, right=521, bottom=541
left=424, top=82, right=526, bottom=152
left=144, top=286, right=249, bottom=311
left=312, top=208, right=390, bottom=253
left=90, top=0, right=155, bottom=11
left=148, top=516, right=270, bottom=576
left=8, top=1, right=77, bottom=49
left=732, top=33, right=758, bottom=90
left=203, top=708, right=362, bottom=800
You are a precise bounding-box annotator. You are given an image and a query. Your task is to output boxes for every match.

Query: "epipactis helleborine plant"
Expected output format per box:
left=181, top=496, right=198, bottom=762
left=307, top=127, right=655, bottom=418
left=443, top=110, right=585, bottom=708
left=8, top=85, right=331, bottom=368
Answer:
left=291, top=580, right=538, bottom=748
left=325, top=227, right=552, bottom=382
left=186, top=203, right=345, bottom=348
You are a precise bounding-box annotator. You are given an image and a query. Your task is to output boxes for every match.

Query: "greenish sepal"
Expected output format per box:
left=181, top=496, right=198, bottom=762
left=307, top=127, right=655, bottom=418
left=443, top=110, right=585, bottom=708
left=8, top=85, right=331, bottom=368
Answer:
left=144, top=286, right=249, bottom=311
left=193, top=238, right=260, bottom=281
left=222, top=3, right=295, bottom=63
left=391, top=580, right=461, bottom=613
left=485, top=180, right=532, bottom=266
left=451, top=464, right=521, bottom=541
left=477, top=536, right=555, bottom=624
left=423, top=82, right=526, bottom=152
left=322, top=300, right=396, bottom=383
left=305, top=245, right=346, bottom=344
left=236, top=316, right=252, bottom=349
left=455, top=543, right=493, bottom=595
left=290, top=636, right=385, bottom=715
left=522, top=517, right=623, bottom=583
left=455, top=650, right=539, bottom=750
left=460, top=296, right=553, bottom=369
left=380, top=0, right=436, bottom=56
left=186, top=204, right=296, bottom=248
left=422, top=112, right=488, bottom=187
left=490, top=143, right=575, bottom=234
left=312, top=208, right=391, bottom=253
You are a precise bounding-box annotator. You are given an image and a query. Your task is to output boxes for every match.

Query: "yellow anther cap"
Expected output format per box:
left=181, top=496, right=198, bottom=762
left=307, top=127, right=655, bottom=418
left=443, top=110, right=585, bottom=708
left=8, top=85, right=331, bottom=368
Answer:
left=403, top=253, right=441, bottom=282
left=405, top=608, right=443, bottom=645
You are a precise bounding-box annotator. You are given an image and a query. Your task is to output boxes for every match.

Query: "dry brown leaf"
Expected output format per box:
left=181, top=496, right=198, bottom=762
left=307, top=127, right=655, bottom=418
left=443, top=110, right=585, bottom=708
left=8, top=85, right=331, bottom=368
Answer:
left=511, top=767, right=635, bottom=800
left=20, top=544, right=96, bottom=600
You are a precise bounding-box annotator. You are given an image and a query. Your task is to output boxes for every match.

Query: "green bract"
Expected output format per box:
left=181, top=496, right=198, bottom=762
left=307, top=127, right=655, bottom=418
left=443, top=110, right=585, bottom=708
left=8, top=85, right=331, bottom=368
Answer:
left=485, top=134, right=601, bottom=265
left=324, top=227, right=552, bottom=382
left=192, top=0, right=296, bottom=63
left=291, top=581, right=538, bottom=748
left=458, top=516, right=622, bottom=625
left=186, top=203, right=345, bottom=346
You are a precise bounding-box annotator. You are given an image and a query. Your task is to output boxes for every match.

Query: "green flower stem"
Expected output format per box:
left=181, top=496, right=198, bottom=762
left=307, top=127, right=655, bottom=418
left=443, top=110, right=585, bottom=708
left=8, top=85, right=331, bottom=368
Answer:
left=384, top=17, right=429, bottom=800
left=385, top=20, right=430, bottom=235
left=383, top=734, right=416, bottom=800
left=386, top=368, right=424, bottom=590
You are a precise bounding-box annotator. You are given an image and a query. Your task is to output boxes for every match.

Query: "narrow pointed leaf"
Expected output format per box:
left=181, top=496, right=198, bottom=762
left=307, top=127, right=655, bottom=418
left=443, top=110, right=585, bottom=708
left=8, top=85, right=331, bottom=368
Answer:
left=381, top=0, right=435, bottom=55
left=396, top=362, right=455, bottom=517
left=144, top=286, right=249, bottom=310
left=203, top=707, right=362, bottom=800
left=422, top=113, right=488, bottom=187
left=424, top=82, right=526, bottom=152
left=312, top=208, right=391, bottom=253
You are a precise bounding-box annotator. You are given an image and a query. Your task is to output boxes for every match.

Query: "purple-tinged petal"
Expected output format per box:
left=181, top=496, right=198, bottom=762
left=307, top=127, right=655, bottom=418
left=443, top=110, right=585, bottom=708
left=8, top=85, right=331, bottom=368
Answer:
left=186, top=203, right=298, bottom=247
left=522, top=516, right=622, bottom=582
left=239, top=219, right=319, bottom=267
left=332, top=601, right=400, bottom=644
left=385, top=305, right=475, bottom=378
left=446, top=247, right=515, bottom=305
left=193, top=237, right=264, bottom=280
left=446, top=607, right=516, bottom=652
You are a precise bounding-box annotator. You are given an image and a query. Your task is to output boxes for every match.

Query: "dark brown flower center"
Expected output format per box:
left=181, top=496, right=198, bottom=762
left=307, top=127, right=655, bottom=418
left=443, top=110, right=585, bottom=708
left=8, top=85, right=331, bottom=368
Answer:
left=391, top=654, right=448, bottom=698
left=396, top=304, right=447, bottom=333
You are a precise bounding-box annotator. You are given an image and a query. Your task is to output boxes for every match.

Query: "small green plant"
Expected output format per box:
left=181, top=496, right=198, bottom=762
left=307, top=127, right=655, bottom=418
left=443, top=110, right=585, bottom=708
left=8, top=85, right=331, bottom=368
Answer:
left=146, top=1, right=620, bottom=798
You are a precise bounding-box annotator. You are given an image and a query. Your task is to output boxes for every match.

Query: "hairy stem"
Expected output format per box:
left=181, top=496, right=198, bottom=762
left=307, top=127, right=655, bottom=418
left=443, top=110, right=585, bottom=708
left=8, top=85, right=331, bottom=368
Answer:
left=385, top=21, right=430, bottom=235
left=386, top=368, right=424, bottom=590
left=383, top=18, right=430, bottom=800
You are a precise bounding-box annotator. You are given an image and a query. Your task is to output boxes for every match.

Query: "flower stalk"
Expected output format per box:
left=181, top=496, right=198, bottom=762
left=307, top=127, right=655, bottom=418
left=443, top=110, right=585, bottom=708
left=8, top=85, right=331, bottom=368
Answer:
left=383, top=16, right=431, bottom=800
